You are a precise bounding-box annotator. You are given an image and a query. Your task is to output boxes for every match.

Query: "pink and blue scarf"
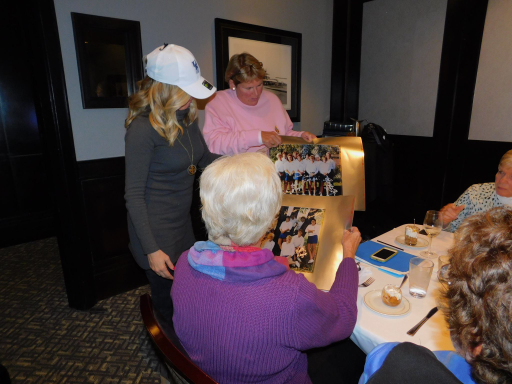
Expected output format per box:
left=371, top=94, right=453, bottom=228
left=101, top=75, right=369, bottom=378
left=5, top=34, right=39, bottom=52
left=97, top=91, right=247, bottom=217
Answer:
left=188, top=241, right=288, bottom=282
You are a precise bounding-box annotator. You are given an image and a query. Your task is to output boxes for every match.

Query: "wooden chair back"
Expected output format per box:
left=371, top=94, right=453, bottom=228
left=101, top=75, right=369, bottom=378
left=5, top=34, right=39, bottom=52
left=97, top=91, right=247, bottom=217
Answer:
left=140, top=293, right=218, bottom=384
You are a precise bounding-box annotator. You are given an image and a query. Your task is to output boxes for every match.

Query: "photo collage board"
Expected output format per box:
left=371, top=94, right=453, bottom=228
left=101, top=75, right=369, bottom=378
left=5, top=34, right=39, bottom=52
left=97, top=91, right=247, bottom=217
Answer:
left=265, top=137, right=365, bottom=287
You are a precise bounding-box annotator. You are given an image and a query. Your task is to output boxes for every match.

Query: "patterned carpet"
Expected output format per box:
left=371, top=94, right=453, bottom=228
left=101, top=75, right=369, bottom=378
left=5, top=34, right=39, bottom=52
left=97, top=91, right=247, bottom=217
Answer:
left=0, top=238, right=162, bottom=383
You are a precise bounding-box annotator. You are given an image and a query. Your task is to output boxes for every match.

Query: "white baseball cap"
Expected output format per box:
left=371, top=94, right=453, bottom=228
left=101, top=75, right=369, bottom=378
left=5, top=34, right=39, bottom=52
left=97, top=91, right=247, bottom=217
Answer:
left=145, top=44, right=216, bottom=99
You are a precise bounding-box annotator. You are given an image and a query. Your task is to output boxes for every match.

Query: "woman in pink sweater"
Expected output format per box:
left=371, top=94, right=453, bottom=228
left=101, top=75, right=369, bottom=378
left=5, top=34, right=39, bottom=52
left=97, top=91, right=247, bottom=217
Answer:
left=203, top=53, right=316, bottom=155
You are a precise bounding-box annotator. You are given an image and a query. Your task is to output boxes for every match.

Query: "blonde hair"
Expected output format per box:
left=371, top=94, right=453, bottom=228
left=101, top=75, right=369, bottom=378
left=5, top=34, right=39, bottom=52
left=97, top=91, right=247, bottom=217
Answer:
left=224, top=53, right=266, bottom=86
left=200, top=153, right=282, bottom=246
left=125, top=76, right=197, bottom=145
left=499, top=149, right=512, bottom=169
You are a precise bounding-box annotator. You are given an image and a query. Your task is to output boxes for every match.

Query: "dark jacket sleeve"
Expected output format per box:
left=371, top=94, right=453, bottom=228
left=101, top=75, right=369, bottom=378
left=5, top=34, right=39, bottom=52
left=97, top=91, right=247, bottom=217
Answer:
left=124, top=119, right=160, bottom=255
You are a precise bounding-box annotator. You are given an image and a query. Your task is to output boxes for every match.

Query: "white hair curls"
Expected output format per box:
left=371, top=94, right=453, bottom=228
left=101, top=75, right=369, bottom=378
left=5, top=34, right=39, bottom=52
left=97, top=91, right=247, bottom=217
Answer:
left=200, top=153, right=282, bottom=246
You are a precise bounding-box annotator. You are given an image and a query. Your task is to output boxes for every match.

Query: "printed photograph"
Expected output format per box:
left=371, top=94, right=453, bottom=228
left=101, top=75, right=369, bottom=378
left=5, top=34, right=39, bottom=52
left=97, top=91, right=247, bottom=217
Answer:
left=269, top=144, right=342, bottom=197
left=260, top=206, right=325, bottom=273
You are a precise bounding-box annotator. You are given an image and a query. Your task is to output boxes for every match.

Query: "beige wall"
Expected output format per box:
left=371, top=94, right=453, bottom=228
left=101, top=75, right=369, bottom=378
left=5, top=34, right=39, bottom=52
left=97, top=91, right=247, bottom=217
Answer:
left=54, top=0, right=333, bottom=161
left=358, top=0, right=447, bottom=136
left=469, top=0, right=512, bottom=143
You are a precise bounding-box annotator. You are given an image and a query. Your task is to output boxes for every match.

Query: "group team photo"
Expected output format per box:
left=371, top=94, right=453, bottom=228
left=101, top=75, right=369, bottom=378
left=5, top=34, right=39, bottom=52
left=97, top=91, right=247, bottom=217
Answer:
left=269, top=144, right=342, bottom=197
left=261, top=206, right=325, bottom=273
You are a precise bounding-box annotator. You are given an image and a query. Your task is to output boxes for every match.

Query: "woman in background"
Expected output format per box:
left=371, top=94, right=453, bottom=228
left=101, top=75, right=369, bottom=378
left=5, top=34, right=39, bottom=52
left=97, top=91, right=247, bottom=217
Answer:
left=124, top=44, right=217, bottom=319
left=440, top=149, right=512, bottom=232
left=203, top=53, right=316, bottom=155
left=280, top=235, right=296, bottom=266
left=306, top=219, right=321, bottom=264
left=296, top=155, right=306, bottom=195
left=274, top=153, right=286, bottom=192
left=284, top=154, right=296, bottom=194
left=260, top=233, right=275, bottom=252
left=306, top=155, right=319, bottom=196
left=278, top=216, right=293, bottom=249
left=319, top=155, right=330, bottom=196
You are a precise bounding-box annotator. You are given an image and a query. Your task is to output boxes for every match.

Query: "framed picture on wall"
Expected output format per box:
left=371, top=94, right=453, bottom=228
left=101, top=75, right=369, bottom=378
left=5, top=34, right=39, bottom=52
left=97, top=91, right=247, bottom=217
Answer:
left=214, top=18, right=302, bottom=122
left=71, top=13, right=143, bottom=109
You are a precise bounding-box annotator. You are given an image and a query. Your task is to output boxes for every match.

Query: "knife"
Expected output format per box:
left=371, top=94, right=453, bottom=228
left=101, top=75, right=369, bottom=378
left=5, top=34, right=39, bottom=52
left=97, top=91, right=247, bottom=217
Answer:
left=407, top=307, right=438, bottom=336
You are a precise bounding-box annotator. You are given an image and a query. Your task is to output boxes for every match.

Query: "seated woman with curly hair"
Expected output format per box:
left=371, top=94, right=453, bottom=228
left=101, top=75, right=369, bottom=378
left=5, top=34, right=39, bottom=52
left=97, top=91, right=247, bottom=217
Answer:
left=359, top=206, right=512, bottom=384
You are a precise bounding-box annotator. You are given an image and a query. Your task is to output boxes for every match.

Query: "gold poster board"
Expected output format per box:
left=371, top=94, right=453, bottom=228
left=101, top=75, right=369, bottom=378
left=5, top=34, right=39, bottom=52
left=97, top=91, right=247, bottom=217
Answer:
left=279, top=194, right=356, bottom=291
left=271, top=136, right=365, bottom=210
left=266, top=136, right=364, bottom=289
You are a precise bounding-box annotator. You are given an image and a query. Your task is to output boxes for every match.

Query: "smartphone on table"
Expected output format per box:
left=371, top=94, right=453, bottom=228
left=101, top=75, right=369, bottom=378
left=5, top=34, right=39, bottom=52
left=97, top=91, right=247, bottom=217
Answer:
left=370, top=247, right=398, bottom=263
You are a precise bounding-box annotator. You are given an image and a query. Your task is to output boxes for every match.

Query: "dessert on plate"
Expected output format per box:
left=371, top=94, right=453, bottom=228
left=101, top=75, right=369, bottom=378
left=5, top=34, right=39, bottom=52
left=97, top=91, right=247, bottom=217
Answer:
left=381, top=284, right=402, bottom=307
left=404, top=224, right=420, bottom=246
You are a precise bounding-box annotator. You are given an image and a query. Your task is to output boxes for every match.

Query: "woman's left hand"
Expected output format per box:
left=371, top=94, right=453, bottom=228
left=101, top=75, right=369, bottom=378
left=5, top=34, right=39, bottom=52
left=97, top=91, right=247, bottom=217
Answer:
left=301, top=131, right=317, bottom=142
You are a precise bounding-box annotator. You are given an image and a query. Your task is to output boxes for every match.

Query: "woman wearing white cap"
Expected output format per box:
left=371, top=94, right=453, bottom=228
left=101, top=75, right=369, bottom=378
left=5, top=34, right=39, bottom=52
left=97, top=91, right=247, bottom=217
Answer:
left=203, top=52, right=316, bottom=155
left=124, top=44, right=217, bottom=319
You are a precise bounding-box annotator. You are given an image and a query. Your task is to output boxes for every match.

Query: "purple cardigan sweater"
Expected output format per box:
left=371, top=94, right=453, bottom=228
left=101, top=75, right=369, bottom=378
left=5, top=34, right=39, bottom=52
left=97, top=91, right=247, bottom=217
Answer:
left=171, top=248, right=359, bottom=383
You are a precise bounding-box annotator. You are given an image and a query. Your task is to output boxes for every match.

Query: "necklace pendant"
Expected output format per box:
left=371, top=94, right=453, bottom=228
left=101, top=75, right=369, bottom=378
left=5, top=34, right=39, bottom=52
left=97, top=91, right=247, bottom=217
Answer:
left=188, top=164, right=197, bottom=175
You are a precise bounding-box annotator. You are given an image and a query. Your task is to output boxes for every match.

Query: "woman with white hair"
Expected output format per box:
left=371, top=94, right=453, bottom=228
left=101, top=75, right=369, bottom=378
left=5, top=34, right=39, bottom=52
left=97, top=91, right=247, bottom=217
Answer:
left=440, top=149, right=512, bottom=232
left=171, top=152, right=363, bottom=384
left=124, top=44, right=217, bottom=319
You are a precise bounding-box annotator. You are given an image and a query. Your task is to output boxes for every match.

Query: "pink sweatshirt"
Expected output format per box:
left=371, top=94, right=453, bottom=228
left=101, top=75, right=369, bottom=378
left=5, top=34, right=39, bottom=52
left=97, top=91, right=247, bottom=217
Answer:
left=203, top=89, right=303, bottom=155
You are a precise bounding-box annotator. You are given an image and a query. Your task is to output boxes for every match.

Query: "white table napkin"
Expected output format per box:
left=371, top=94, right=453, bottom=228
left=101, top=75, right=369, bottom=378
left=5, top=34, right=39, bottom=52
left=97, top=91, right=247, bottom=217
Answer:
left=358, top=265, right=373, bottom=285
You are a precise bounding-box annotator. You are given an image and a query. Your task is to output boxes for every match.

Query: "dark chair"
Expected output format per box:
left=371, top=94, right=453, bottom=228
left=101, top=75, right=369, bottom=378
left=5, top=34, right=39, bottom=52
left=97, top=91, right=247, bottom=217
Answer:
left=140, top=293, right=218, bottom=384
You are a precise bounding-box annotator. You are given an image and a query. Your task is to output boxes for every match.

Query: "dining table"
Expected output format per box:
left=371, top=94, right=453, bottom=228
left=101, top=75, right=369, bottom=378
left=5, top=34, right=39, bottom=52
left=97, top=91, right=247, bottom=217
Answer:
left=351, top=224, right=455, bottom=354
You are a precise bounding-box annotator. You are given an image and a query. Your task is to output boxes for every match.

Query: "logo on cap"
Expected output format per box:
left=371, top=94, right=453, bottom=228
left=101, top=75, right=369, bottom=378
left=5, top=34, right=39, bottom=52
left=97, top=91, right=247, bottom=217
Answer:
left=192, top=60, right=199, bottom=74
left=202, top=80, right=213, bottom=90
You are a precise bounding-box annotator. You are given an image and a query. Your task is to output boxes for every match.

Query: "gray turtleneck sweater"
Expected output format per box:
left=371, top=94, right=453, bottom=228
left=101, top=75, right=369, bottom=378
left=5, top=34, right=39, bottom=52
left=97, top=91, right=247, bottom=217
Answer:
left=124, top=109, right=219, bottom=269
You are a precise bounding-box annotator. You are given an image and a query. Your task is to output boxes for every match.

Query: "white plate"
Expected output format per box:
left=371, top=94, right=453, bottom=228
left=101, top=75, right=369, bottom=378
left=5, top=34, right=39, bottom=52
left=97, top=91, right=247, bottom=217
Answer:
left=363, top=290, right=411, bottom=316
left=395, top=235, right=429, bottom=248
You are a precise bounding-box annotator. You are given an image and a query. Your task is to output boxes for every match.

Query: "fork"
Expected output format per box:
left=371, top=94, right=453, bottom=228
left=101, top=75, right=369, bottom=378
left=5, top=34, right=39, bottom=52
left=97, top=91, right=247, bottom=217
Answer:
left=359, top=277, right=375, bottom=287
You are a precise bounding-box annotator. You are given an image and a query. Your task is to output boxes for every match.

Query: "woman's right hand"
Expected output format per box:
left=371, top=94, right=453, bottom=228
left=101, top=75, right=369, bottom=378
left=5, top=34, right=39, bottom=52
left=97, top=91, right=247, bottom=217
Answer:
left=261, top=131, right=283, bottom=148
left=440, top=203, right=465, bottom=226
left=148, top=249, right=175, bottom=280
left=342, top=227, right=361, bottom=259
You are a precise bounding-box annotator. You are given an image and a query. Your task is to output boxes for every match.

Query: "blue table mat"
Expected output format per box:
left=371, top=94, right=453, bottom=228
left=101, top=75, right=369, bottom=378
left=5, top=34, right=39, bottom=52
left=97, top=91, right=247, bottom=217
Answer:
left=355, top=241, right=415, bottom=273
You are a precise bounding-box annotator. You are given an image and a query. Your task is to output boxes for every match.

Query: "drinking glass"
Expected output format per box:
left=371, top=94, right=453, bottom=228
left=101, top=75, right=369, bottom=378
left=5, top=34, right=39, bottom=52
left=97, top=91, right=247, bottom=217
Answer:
left=420, top=210, right=443, bottom=259
left=437, top=255, right=451, bottom=283
left=409, top=257, right=434, bottom=298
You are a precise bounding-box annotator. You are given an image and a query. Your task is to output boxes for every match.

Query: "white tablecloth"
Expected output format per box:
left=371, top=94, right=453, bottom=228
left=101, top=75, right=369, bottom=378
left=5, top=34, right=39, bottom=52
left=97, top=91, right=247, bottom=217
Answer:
left=350, top=224, right=455, bottom=354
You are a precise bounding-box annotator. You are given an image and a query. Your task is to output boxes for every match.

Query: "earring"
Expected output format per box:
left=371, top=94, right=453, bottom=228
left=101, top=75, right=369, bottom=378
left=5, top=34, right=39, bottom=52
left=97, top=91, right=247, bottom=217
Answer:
left=232, top=87, right=235, bottom=91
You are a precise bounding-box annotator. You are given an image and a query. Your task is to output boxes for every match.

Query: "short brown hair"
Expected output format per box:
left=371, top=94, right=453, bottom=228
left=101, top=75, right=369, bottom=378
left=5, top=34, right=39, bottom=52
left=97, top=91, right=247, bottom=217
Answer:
left=442, top=207, right=512, bottom=383
left=224, top=53, right=265, bottom=86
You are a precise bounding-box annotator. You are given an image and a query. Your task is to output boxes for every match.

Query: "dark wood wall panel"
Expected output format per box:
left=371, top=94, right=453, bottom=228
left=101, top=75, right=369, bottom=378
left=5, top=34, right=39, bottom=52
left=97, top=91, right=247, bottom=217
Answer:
left=329, top=0, right=364, bottom=123
left=10, top=154, right=53, bottom=213
left=0, top=160, right=17, bottom=218
left=354, top=135, right=437, bottom=239
left=81, top=176, right=129, bottom=263
left=433, top=0, right=489, bottom=206
left=78, top=157, right=147, bottom=300
left=0, top=0, right=56, bottom=248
